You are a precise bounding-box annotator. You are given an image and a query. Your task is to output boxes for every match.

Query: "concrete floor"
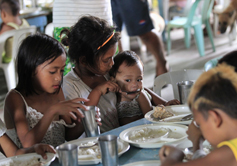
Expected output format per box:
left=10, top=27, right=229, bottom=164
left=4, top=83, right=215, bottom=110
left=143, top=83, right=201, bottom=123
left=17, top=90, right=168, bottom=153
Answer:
left=0, top=28, right=236, bottom=117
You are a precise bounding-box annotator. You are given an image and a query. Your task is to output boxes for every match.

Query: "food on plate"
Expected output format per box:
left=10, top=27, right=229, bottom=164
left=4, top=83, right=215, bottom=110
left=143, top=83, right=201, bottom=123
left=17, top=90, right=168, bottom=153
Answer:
left=0, top=157, right=41, bottom=166
left=78, top=141, right=122, bottom=160
left=128, top=127, right=170, bottom=143
left=128, top=127, right=186, bottom=143
left=153, top=105, right=173, bottom=119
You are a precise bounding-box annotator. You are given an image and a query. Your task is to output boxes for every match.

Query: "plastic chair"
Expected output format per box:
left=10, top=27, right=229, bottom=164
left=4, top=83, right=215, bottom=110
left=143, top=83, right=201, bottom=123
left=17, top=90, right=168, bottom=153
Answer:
left=45, top=22, right=54, bottom=37
left=204, top=57, right=222, bottom=71
left=153, top=69, right=204, bottom=99
left=194, top=0, right=215, bottom=52
left=0, top=26, right=37, bottom=91
left=168, top=0, right=193, bottom=20
left=166, top=0, right=205, bottom=57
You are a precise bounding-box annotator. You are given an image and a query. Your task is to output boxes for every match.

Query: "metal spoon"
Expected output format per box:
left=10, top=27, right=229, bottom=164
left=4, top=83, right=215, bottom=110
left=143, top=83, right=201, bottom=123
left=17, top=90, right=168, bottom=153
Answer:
left=184, top=147, right=193, bottom=153
left=78, top=142, right=98, bottom=149
left=122, top=89, right=141, bottom=95
left=180, top=114, right=193, bottom=121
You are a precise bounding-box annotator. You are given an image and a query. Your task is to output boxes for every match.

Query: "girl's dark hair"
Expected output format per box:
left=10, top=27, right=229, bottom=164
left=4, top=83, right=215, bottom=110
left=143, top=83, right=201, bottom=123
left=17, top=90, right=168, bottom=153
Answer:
left=109, top=50, right=143, bottom=78
left=218, top=50, right=237, bottom=72
left=61, top=15, right=120, bottom=69
left=16, top=33, right=66, bottom=96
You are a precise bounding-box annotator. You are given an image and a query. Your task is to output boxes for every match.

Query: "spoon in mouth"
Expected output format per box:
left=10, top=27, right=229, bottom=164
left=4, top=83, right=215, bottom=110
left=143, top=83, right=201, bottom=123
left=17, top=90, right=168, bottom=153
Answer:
left=122, top=89, right=141, bottom=95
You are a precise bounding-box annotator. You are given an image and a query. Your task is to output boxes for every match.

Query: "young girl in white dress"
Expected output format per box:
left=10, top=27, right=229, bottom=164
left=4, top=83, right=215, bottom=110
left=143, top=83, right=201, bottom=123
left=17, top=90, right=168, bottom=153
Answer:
left=4, top=33, right=88, bottom=148
left=109, top=51, right=180, bottom=125
left=0, top=118, right=55, bottom=159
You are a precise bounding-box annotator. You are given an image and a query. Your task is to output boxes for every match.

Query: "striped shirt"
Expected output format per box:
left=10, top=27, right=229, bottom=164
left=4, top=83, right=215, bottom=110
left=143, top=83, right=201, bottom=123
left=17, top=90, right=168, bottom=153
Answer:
left=53, top=0, right=113, bottom=27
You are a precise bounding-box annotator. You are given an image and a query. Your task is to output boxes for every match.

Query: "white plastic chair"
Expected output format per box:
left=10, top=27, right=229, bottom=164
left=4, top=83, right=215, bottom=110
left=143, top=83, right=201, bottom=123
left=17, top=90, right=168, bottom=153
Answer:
left=153, top=69, right=204, bottom=99
left=45, top=22, right=54, bottom=37
left=0, top=26, right=37, bottom=91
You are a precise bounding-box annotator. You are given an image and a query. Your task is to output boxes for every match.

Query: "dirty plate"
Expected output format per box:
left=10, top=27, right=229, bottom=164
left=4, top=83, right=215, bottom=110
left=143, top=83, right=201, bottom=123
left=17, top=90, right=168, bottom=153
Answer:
left=62, top=137, right=130, bottom=165
left=122, top=160, right=161, bottom=166
left=145, top=105, right=192, bottom=125
left=119, top=123, right=188, bottom=148
left=0, top=153, right=55, bottom=166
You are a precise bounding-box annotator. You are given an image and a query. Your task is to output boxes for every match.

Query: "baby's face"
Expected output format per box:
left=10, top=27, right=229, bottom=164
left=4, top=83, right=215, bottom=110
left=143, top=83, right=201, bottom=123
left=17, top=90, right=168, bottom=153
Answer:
left=115, top=61, right=143, bottom=99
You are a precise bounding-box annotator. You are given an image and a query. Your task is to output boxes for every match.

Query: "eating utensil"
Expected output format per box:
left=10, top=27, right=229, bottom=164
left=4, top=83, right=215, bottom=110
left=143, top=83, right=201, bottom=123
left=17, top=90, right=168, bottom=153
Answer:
left=78, top=142, right=98, bottom=149
left=180, top=114, right=193, bottom=121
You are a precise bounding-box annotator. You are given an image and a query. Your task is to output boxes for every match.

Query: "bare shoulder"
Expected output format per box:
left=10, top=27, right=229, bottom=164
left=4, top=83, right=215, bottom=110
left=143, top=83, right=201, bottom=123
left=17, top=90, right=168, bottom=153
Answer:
left=4, top=90, right=26, bottom=114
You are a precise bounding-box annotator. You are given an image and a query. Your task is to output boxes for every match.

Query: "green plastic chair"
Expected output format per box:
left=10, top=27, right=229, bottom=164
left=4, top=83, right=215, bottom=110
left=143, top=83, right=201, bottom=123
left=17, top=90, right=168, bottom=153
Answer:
left=194, top=0, right=215, bottom=52
left=204, top=57, right=222, bottom=71
left=166, top=0, right=205, bottom=57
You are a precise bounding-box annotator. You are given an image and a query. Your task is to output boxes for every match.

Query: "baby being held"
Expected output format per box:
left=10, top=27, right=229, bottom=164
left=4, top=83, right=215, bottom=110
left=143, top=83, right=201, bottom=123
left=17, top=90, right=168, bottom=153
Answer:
left=110, top=51, right=179, bottom=125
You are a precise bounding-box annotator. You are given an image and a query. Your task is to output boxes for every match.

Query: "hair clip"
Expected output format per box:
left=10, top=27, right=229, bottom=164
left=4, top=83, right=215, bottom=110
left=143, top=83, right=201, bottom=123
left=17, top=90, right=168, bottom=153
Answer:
left=97, top=32, right=114, bottom=50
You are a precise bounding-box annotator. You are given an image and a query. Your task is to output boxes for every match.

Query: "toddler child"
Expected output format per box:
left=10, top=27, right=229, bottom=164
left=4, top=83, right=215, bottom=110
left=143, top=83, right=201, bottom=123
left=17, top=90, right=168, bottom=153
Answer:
left=0, top=0, right=29, bottom=63
left=159, top=64, right=237, bottom=166
left=4, top=33, right=88, bottom=148
left=109, top=50, right=180, bottom=125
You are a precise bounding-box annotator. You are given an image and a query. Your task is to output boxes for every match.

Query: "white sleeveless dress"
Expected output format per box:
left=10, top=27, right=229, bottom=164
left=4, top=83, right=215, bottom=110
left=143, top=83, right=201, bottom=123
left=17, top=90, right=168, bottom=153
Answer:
left=6, top=90, right=73, bottom=148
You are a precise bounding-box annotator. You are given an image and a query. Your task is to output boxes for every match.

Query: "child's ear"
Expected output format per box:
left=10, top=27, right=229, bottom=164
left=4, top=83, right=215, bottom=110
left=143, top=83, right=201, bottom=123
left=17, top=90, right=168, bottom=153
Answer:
left=208, top=109, right=223, bottom=128
left=79, top=56, right=87, bottom=66
left=1, top=10, right=6, bottom=19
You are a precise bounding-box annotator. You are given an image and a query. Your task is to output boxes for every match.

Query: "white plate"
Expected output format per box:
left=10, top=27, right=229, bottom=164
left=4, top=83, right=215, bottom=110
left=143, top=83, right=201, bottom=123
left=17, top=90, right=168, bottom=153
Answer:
left=0, top=153, right=55, bottom=166
left=145, top=105, right=192, bottom=125
left=123, top=160, right=161, bottom=166
left=119, top=123, right=188, bottom=148
left=63, top=137, right=130, bottom=165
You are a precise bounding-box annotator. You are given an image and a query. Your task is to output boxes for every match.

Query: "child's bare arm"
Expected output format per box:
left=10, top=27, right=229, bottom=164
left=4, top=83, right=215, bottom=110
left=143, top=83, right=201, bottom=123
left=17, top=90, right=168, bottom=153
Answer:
left=186, top=120, right=204, bottom=152
left=0, top=133, right=19, bottom=157
left=86, top=80, right=120, bottom=106
left=15, top=144, right=55, bottom=159
left=4, top=91, right=87, bottom=147
left=144, top=87, right=167, bottom=105
left=137, top=91, right=152, bottom=115
left=144, top=88, right=180, bottom=106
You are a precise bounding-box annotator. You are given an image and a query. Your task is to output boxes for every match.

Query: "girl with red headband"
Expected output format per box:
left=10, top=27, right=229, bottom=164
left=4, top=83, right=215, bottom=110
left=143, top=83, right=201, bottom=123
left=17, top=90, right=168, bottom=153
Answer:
left=61, top=15, right=121, bottom=133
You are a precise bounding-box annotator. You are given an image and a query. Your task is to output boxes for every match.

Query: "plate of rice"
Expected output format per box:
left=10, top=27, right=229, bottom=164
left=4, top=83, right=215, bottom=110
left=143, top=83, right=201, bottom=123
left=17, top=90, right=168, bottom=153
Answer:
left=122, top=160, right=161, bottom=166
left=119, top=123, right=188, bottom=148
left=62, top=137, right=130, bottom=165
left=145, top=105, right=192, bottom=125
left=0, top=152, right=55, bottom=166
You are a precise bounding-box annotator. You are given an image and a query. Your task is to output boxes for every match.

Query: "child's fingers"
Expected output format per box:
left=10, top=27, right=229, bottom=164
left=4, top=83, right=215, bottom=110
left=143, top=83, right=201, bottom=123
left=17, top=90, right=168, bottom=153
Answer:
left=106, top=81, right=120, bottom=92
left=71, top=98, right=89, bottom=104
left=69, top=111, right=78, bottom=120
left=69, top=108, right=85, bottom=120
left=45, top=145, right=56, bottom=153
